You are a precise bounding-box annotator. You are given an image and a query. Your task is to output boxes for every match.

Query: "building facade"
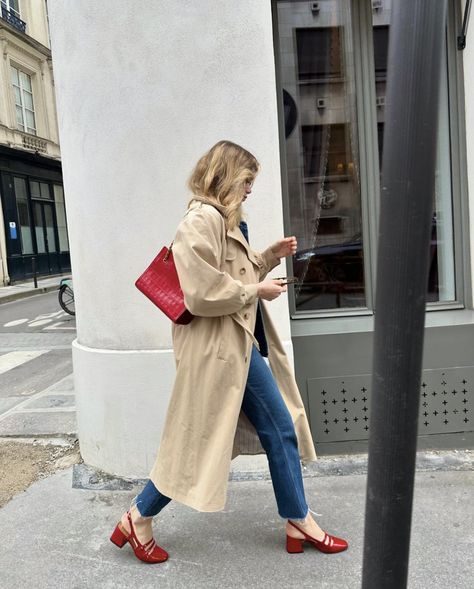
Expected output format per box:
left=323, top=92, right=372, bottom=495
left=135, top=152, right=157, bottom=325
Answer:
left=0, top=0, right=68, bottom=285
left=47, top=0, right=473, bottom=479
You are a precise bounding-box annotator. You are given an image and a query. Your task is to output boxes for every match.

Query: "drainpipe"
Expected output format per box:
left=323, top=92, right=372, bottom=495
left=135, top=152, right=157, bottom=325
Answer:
left=361, top=1, right=448, bottom=588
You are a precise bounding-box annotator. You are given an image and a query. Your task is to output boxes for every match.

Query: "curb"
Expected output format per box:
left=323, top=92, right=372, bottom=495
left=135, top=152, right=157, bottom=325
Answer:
left=0, top=283, right=60, bottom=305
left=72, top=449, right=474, bottom=491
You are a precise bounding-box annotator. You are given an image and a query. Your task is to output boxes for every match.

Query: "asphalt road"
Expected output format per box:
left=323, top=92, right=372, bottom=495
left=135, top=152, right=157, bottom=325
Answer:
left=0, top=290, right=76, bottom=333
left=0, top=291, right=76, bottom=434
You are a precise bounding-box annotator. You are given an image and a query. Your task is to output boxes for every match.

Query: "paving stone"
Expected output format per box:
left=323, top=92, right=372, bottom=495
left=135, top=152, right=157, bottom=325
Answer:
left=0, top=332, right=75, bottom=351
left=46, top=374, right=74, bottom=392
left=0, top=467, right=472, bottom=588
left=0, top=397, right=23, bottom=414
left=0, top=411, right=76, bottom=436
left=25, top=395, right=75, bottom=409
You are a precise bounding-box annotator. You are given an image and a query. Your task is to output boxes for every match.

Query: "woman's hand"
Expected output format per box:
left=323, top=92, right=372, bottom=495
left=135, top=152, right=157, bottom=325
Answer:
left=257, top=280, right=287, bottom=301
left=270, top=236, right=297, bottom=259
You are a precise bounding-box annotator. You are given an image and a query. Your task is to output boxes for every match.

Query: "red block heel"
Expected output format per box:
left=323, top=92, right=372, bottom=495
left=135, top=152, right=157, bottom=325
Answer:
left=286, top=535, right=304, bottom=553
left=110, top=522, right=128, bottom=548
left=109, top=510, right=169, bottom=563
left=286, top=520, right=348, bottom=554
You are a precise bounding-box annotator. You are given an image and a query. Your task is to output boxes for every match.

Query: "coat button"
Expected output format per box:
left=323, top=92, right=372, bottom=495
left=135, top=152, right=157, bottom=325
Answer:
left=245, top=355, right=248, bottom=363
left=244, top=313, right=249, bottom=320
left=239, top=267, right=246, bottom=275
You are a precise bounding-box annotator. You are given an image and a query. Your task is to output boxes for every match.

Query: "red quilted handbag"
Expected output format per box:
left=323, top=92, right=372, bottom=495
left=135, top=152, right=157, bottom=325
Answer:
left=135, top=241, right=194, bottom=325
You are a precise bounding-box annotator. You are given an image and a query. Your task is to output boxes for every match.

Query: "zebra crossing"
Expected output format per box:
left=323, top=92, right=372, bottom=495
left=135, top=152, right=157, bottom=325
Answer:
left=0, top=350, right=50, bottom=375
left=0, top=346, right=76, bottom=438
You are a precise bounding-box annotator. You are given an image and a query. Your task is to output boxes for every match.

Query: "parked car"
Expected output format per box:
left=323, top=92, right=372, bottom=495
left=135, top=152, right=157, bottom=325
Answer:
left=293, top=225, right=440, bottom=308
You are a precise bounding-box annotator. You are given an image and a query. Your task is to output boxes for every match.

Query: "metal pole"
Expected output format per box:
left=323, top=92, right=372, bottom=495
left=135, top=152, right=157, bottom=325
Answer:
left=458, top=0, right=471, bottom=50
left=361, top=2, right=447, bottom=588
left=32, top=256, right=38, bottom=288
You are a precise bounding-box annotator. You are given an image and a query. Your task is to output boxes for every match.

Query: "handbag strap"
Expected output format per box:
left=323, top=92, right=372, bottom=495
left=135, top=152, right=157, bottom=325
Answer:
left=163, top=241, right=174, bottom=261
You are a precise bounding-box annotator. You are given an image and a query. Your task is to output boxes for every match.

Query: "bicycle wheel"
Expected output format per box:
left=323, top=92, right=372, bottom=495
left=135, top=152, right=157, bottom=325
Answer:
left=59, top=284, right=75, bottom=316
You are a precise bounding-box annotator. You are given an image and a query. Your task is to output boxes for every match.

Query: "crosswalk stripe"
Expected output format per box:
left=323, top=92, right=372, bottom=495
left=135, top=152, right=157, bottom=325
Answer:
left=0, top=371, right=74, bottom=422
left=14, top=407, right=76, bottom=413
left=0, top=350, right=49, bottom=375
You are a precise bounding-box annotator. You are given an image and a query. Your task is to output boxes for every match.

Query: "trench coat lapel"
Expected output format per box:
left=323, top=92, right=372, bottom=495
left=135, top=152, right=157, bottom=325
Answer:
left=226, top=225, right=249, bottom=250
left=188, top=195, right=261, bottom=268
left=227, top=226, right=262, bottom=268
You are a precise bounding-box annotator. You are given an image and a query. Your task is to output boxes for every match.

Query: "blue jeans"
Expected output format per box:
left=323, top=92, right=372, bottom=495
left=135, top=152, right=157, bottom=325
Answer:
left=133, top=345, right=309, bottom=520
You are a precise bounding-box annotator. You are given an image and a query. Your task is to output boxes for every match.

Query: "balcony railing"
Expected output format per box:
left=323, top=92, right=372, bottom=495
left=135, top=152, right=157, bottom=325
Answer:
left=1, top=6, right=26, bottom=34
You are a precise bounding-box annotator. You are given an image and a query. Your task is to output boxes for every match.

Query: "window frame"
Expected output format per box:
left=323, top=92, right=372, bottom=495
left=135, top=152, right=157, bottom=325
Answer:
left=11, top=64, right=37, bottom=136
left=272, top=0, right=470, bottom=320
left=1, top=0, right=20, bottom=19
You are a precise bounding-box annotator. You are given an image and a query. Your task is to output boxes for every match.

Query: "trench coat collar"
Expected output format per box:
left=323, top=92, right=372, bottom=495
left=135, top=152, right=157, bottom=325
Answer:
left=188, top=195, right=254, bottom=257
left=188, top=195, right=228, bottom=217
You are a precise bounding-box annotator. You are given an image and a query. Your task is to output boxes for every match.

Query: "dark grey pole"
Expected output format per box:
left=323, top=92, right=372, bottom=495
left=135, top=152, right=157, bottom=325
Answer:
left=361, top=2, right=448, bottom=588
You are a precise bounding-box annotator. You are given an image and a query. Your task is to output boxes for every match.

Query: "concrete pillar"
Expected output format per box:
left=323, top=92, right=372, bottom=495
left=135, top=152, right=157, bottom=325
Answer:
left=47, top=0, right=293, bottom=478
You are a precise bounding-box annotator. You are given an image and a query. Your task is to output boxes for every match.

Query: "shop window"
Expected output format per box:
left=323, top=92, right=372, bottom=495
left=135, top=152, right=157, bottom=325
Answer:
left=53, top=185, right=69, bottom=252
left=373, top=22, right=455, bottom=303
left=13, top=177, right=33, bottom=254
left=30, top=180, right=52, bottom=200
left=274, top=0, right=459, bottom=314
left=275, top=1, right=365, bottom=311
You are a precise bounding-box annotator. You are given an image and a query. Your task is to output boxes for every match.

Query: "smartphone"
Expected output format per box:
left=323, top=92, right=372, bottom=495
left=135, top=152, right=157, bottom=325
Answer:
left=273, top=276, right=299, bottom=285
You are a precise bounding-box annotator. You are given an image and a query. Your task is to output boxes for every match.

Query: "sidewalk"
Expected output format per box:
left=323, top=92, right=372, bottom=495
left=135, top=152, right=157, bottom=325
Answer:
left=0, top=455, right=472, bottom=588
left=1, top=279, right=473, bottom=586
left=0, top=274, right=70, bottom=304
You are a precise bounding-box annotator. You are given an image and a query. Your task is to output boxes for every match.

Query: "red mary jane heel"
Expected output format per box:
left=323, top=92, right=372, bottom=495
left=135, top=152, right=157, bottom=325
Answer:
left=110, top=509, right=168, bottom=563
left=286, top=519, right=348, bottom=554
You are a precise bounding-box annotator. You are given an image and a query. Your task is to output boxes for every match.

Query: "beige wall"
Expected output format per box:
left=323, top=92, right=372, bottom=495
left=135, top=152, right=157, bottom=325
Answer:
left=21, top=0, right=51, bottom=48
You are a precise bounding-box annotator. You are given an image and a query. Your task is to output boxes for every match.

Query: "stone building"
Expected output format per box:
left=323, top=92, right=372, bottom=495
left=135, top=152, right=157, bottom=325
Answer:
left=0, top=0, right=69, bottom=286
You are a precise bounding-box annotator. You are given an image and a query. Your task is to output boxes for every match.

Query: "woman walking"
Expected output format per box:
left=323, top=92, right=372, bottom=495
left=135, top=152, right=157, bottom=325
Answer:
left=110, top=140, right=348, bottom=563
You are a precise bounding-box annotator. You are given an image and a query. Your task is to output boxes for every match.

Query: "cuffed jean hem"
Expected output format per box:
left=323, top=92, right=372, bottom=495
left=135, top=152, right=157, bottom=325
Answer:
left=279, top=506, right=309, bottom=521
left=132, top=480, right=172, bottom=517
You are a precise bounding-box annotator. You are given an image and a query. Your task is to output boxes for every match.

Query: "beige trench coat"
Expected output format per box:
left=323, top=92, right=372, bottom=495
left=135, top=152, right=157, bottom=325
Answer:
left=148, top=196, right=317, bottom=511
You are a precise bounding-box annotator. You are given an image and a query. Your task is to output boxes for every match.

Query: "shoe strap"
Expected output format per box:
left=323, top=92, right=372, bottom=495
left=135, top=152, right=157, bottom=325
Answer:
left=126, top=509, right=156, bottom=551
left=287, top=519, right=326, bottom=545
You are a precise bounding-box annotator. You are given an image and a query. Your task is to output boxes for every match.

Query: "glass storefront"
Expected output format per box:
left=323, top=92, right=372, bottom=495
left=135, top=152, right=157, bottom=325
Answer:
left=275, top=0, right=457, bottom=313
left=372, top=2, right=456, bottom=303
left=273, top=0, right=472, bottom=453
left=0, top=148, right=69, bottom=281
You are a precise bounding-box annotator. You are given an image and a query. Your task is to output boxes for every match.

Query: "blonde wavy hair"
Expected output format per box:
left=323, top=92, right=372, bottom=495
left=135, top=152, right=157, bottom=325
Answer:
left=187, top=140, right=260, bottom=230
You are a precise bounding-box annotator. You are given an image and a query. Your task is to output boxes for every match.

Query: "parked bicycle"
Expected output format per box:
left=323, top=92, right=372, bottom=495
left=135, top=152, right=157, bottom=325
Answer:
left=58, top=277, right=75, bottom=316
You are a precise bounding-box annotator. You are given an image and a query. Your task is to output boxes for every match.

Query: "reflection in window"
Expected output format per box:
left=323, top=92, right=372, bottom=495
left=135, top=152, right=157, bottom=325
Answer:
left=302, top=124, right=349, bottom=178
left=276, top=0, right=366, bottom=311
left=296, top=27, right=343, bottom=80
left=372, top=13, right=455, bottom=302
left=373, top=25, right=389, bottom=80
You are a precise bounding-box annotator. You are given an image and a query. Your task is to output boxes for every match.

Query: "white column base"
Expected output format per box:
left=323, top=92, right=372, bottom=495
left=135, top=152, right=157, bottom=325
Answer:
left=72, top=339, right=175, bottom=479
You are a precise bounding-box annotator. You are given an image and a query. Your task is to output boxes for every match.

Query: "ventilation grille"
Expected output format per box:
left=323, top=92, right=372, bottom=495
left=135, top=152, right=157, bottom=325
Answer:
left=307, top=367, right=473, bottom=442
